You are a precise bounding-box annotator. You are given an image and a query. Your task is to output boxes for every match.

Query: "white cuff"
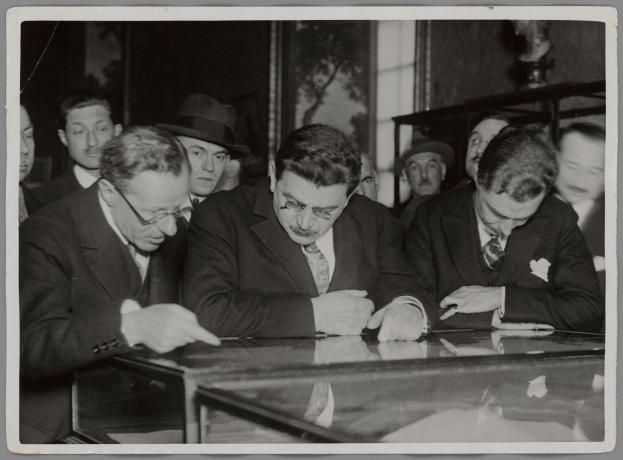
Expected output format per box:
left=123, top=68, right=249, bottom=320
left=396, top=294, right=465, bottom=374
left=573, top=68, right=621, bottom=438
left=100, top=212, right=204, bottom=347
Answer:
left=391, top=296, right=430, bottom=334
left=312, top=298, right=328, bottom=333
left=120, top=299, right=141, bottom=346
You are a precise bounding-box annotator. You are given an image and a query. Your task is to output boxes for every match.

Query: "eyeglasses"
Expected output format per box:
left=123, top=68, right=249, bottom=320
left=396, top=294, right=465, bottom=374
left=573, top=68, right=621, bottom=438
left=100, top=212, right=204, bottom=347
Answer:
left=280, top=199, right=337, bottom=220
left=113, top=183, right=189, bottom=226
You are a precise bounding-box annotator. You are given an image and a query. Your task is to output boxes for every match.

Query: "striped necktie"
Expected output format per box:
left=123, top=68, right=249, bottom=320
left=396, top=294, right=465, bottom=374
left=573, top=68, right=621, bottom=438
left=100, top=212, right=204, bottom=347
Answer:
left=303, top=243, right=330, bottom=295
left=481, top=234, right=505, bottom=269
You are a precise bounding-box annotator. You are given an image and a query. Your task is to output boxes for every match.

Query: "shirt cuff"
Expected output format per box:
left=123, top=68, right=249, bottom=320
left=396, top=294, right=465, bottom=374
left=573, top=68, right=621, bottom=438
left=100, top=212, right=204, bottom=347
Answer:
left=120, top=299, right=141, bottom=346
left=391, top=296, right=430, bottom=334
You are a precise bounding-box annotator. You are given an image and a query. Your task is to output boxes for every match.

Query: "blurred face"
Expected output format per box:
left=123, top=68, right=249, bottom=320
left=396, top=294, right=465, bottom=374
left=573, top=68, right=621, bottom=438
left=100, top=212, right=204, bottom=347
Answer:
left=466, top=118, right=509, bottom=180
left=20, top=106, right=35, bottom=182
left=556, top=132, right=605, bottom=205
left=475, top=184, right=545, bottom=238
left=177, top=135, right=229, bottom=197
left=270, top=170, right=351, bottom=246
left=58, top=104, right=122, bottom=173
left=99, top=167, right=190, bottom=252
left=404, top=152, right=446, bottom=197
left=357, top=155, right=378, bottom=201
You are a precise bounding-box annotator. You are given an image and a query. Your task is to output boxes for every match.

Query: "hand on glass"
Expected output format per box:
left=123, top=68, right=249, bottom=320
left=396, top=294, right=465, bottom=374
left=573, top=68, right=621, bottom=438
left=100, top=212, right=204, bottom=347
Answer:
left=121, top=303, right=221, bottom=353
left=439, top=286, right=502, bottom=321
left=367, top=302, right=426, bottom=342
left=312, top=290, right=374, bottom=336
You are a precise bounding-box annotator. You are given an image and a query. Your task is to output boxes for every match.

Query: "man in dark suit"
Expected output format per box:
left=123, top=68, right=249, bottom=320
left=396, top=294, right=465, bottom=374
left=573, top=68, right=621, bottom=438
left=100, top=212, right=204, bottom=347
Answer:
left=20, top=126, right=219, bottom=443
left=31, top=90, right=123, bottom=207
left=554, top=122, right=605, bottom=292
left=405, top=127, right=602, bottom=332
left=19, top=104, right=39, bottom=222
left=183, top=124, right=436, bottom=340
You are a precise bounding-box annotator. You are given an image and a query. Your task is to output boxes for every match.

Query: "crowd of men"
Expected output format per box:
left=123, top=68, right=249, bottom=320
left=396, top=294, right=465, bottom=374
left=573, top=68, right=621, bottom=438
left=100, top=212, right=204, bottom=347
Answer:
left=18, top=89, right=605, bottom=443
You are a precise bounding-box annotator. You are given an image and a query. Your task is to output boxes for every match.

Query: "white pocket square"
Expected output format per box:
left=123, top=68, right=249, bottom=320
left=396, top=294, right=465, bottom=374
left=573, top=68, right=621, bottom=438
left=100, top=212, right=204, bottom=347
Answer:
left=529, top=258, right=551, bottom=282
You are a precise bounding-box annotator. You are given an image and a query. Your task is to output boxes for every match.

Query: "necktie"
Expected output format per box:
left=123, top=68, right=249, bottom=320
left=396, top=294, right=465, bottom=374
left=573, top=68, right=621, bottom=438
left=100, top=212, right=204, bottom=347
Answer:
left=191, top=198, right=200, bottom=209
left=18, top=186, right=29, bottom=224
left=303, top=243, right=330, bottom=295
left=127, top=243, right=147, bottom=281
left=481, top=234, right=505, bottom=269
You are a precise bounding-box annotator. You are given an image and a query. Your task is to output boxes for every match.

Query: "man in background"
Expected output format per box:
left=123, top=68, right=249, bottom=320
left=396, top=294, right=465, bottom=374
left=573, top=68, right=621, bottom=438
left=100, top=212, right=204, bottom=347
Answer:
left=19, top=104, right=38, bottom=223
left=463, top=113, right=509, bottom=183
left=406, top=127, right=602, bottom=333
left=184, top=124, right=437, bottom=341
left=158, top=93, right=249, bottom=220
left=32, top=89, right=123, bottom=207
left=20, top=126, right=219, bottom=443
left=356, top=152, right=379, bottom=201
left=555, top=122, right=606, bottom=291
left=398, top=138, right=454, bottom=230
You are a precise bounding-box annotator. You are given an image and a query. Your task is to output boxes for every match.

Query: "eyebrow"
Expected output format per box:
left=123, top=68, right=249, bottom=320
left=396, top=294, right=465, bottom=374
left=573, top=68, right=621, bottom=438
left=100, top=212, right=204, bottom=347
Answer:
left=282, top=192, right=339, bottom=211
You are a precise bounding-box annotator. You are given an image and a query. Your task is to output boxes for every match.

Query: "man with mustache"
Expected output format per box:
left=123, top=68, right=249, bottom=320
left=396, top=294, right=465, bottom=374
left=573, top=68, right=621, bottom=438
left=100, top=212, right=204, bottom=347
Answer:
left=464, top=113, right=509, bottom=183
left=405, top=127, right=602, bottom=332
left=555, top=122, right=606, bottom=293
left=158, top=93, right=249, bottom=221
left=31, top=90, right=123, bottom=207
left=20, top=126, right=219, bottom=443
left=183, top=124, right=436, bottom=340
left=398, top=138, right=454, bottom=230
left=19, top=103, right=38, bottom=223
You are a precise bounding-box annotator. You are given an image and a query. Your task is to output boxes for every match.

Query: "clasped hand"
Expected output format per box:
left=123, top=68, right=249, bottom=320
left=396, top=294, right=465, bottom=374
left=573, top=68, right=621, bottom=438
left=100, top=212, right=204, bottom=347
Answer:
left=439, top=286, right=502, bottom=321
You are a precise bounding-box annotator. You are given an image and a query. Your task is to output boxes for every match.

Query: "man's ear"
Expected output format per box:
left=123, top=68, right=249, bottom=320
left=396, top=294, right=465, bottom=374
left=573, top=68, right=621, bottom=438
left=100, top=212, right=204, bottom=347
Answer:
left=98, top=178, right=116, bottom=206
left=113, top=124, right=123, bottom=137
left=57, top=129, right=68, bottom=147
left=441, top=163, right=447, bottom=181
left=268, top=161, right=276, bottom=193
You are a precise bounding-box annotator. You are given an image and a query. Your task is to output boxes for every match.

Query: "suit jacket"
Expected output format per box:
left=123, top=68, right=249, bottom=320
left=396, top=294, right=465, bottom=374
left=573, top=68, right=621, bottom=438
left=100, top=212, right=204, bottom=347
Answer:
left=30, top=167, right=83, bottom=208
left=183, top=182, right=437, bottom=338
left=405, top=186, right=603, bottom=332
left=19, top=185, right=186, bottom=443
left=20, top=183, right=41, bottom=215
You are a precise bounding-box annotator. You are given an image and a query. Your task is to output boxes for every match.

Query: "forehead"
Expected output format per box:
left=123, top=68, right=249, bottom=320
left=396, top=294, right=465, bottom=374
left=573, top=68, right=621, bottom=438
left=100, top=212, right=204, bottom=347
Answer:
left=66, top=104, right=112, bottom=125
left=472, top=118, right=508, bottom=138
left=360, top=155, right=373, bottom=173
left=406, top=152, right=442, bottom=166
left=278, top=171, right=349, bottom=206
left=559, top=132, right=605, bottom=167
left=176, top=135, right=227, bottom=154
left=125, top=168, right=189, bottom=205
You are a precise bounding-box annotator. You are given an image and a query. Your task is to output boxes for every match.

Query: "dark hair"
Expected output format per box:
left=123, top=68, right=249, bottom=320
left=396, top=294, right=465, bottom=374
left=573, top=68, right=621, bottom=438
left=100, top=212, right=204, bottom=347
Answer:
left=477, top=126, right=558, bottom=202
left=558, top=122, right=605, bottom=146
left=100, top=126, right=189, bottom=191
left=56, top=89, right=117, bottom=129
left=275, top=124, right=361, bottom=195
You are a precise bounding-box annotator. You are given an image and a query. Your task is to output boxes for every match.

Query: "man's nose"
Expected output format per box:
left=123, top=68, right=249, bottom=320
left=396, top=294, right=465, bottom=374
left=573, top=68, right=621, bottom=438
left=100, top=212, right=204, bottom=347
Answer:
left=20, top=138, right=29, bottom=155
left=202, top=155, right=214, bottom=171
left=477, top=140, right=488, bottom=155
left=86, top=129, right=98, bottom=147
left=296, top=207, right=315, bottom=230
left=157, top=214, right=178, bottom=237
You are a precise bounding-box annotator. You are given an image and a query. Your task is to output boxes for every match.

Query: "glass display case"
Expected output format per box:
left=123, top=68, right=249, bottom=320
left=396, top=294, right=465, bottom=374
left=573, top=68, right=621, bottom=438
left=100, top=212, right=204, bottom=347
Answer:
left=72, top=329, right=605, bottom=443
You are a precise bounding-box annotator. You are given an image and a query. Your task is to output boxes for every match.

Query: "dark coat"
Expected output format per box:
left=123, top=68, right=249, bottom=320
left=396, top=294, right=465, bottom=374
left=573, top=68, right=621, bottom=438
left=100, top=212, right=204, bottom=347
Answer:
left=405, top=186, right=603, bottom=332
left=30, top=167, right=83, bottom=208
left=19, top=185, right=186, bottom=443
left=183, top=182, right=437, bottom=338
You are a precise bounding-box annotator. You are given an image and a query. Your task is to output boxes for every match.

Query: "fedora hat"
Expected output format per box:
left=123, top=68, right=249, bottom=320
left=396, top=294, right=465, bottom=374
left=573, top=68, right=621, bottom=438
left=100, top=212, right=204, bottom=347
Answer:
left=395, top=138, right=455, bottom=174
left=157, top=93, right=250, bottom=158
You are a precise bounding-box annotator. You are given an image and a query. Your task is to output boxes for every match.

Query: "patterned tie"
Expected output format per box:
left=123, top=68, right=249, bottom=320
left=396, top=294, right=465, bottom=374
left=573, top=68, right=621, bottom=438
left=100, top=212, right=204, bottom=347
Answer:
left=481, top=234, right=505, bottom=269
left=303, top=243, right=330, bottom=295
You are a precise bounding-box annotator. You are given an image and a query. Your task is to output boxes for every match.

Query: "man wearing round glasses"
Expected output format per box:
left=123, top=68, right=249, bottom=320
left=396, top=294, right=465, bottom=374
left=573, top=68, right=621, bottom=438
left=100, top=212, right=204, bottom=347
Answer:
left=19, top=126, right=219, bottom=443
left=184, top=124, right=436, bottom=340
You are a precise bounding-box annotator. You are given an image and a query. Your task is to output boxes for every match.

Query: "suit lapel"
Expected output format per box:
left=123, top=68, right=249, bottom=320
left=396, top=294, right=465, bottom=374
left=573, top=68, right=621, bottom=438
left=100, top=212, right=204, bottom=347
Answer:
left=251, top=186, right=317, bottom=293
left=497, top=215, right=548, bottom=285
left=329, top=208, right=364, bottom=291
left=79, top=186, right=141, bottom=300
left=442, top=190, right=487, bottom=286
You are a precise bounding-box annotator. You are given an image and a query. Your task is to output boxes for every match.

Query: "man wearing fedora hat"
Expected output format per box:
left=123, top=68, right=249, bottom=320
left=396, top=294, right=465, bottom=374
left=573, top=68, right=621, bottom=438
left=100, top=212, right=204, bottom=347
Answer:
left=158, top=93, right=249, bottom=219
left=398, top=138, right=454, bottom=230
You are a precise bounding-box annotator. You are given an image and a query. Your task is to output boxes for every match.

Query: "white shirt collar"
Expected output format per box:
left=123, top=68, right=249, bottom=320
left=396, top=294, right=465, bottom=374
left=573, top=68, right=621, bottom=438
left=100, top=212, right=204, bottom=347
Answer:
left=73, top=164, right=99, bottom=188
left=98, top=190, right=128, bottom=245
